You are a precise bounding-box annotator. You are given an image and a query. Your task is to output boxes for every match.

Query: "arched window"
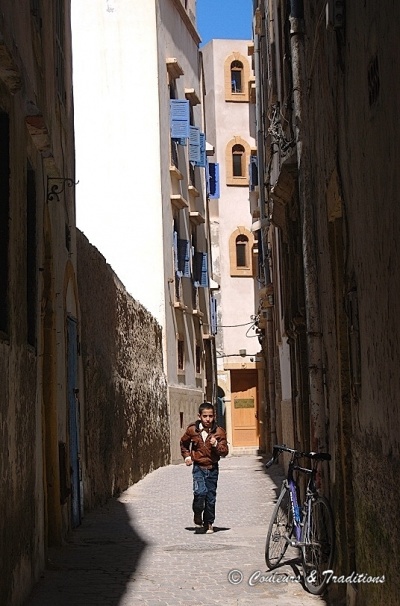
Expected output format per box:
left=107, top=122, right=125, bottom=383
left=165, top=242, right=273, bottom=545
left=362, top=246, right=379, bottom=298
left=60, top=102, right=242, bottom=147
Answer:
left=236, top=234, right=249, bottom=267
left=224, top=52, right=251, bottom=102
left=231, top=60, right=243, bottom=93
left=226, top=136, right=251, bottom=185
left=229, top=227, right=255, bottom=276
left=232, top=144, right=245, bottom=177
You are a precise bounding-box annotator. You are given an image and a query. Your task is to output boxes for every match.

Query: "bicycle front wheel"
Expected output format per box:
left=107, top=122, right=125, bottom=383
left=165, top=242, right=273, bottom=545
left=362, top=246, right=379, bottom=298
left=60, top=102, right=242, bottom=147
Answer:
left=302, top=496, right=335, bottom=595
left=265, top=485, right=293, bottom=569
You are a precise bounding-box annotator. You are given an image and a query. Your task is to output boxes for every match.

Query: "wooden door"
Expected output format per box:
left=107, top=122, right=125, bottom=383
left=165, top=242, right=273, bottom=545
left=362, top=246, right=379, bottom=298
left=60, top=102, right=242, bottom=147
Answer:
left=231, top=369, right=259, bottom=447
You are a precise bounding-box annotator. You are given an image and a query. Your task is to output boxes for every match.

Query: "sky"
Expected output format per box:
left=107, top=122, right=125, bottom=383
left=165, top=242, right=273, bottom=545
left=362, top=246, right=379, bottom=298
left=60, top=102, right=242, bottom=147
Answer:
left=196, top=0, right=253, bottom=46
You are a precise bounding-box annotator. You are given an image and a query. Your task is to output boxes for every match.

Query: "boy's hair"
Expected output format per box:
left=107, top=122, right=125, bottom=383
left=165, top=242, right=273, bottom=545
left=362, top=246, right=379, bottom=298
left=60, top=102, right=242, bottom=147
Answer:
left=198, top=401, right=215, bottom=415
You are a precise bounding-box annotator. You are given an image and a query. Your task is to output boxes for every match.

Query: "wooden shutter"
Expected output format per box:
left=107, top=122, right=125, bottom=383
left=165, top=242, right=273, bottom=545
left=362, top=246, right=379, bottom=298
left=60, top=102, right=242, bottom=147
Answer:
left=210, top=294, right=217, bottom=335
left=208, top=163, right=220, bottom=198
left=249, top=155, right=258, bottom=191
left=173, top=230, right=181, bottom=276
left=194, top=251, right=208, bottom=287
left=170, top=99, right=190, bottom=140
left=178, top=239, right=190, bottom=277
left=195, top=133, right=206, bottom=167
left=189, top=126, right=201, bottom=163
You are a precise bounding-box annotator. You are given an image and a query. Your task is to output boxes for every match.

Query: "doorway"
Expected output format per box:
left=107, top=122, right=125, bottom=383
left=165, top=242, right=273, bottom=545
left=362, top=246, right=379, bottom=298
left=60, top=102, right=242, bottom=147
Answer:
left=231, top=369, right=259, bottom=447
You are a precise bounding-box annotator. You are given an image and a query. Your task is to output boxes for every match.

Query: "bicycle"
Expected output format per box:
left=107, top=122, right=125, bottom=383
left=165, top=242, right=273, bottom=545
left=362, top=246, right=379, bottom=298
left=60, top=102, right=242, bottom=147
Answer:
left=264, top=444, right=335, bottom=595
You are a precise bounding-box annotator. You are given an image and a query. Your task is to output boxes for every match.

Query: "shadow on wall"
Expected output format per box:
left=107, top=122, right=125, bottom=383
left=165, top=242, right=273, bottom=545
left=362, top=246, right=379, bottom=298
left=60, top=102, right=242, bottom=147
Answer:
left=24, top=498, right=147, bottom=605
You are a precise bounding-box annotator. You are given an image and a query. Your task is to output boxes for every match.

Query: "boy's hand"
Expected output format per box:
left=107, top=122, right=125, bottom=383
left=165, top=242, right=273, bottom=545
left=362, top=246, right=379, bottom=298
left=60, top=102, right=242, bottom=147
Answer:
left=210, top=436, right=217, bottom=447
left=185, top=456, right=193, bottom=466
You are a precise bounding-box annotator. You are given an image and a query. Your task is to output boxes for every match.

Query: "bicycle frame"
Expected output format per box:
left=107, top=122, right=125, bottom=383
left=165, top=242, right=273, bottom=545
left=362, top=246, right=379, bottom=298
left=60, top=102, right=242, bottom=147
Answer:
left=287, top=458, right=302, bottom=543
left=267, top=446, right=326, bottom=547
left=265, top=444, right=334, bottom=595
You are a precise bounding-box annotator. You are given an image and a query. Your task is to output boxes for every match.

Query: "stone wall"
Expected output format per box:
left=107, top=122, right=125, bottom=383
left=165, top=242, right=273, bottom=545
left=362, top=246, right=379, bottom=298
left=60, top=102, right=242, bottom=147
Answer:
left=77, top=231, right=170, bottom=510
left=302, top=2, right=400, bottom=603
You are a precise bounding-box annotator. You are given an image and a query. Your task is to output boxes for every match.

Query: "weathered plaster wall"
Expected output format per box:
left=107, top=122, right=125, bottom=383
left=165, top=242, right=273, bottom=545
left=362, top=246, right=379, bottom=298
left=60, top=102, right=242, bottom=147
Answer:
left=302, top=2, right=400, bottom=603
left=0, top=346, right=38, bottom=605
left=77, top=231, right=170, bottom=510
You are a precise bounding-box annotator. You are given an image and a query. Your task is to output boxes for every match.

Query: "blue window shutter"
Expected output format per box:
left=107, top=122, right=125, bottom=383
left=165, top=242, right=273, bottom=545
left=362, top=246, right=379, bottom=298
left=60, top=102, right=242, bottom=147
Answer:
left=194, top=251, right=208, bottom=287
left=170, top=99, right=190, bottom=140
left=209, top=163, right=220, bottom=199
left=195, top=133, right=206, bottom=167
left=189, top=126, right=201, bottom=163
left=173, top=230, right=181, bottom=277
left=210, top=294, right=217, bottom=335
left=178, top=239, right=190, bottom=277
left=249, top=155, right=258, bottom=191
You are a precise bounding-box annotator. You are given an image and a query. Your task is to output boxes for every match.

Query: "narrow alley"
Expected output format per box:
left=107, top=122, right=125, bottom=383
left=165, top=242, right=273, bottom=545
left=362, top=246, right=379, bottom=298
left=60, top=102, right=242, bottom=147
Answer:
left=25, top=455, right=329, bottom=606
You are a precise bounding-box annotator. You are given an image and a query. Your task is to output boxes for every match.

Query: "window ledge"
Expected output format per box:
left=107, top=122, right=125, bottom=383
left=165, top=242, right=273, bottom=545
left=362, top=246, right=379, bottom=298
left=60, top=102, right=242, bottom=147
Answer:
left=192, top=309, right=204, bottom=318
left=230, top=269, right=253, bottom=277
left=189, top=211, right=205, bottom=226
left=225, top=93, right=248, bottom=103
left=170, top=165, right=183, bottom=180
left=174, top=301, right=188, bottom=311
left=227, top=177, right=249, bottom=187
left=185, top=88, right=201, bottom=106
left=166, top=58, right=184, bottom=79
left=188, top=184, right=200, bottom=198
left=171, top=194, right=188, bottom=209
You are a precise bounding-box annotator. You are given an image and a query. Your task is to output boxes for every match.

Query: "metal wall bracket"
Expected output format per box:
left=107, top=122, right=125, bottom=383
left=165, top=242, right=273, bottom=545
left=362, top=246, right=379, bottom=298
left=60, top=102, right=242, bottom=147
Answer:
left=47, top=177, right=78, bottom=202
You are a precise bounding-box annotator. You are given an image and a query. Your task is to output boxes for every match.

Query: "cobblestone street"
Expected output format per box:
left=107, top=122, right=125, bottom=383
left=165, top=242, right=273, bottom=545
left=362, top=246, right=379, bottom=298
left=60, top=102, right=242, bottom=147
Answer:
left=25, top=455, right=332, bottom=605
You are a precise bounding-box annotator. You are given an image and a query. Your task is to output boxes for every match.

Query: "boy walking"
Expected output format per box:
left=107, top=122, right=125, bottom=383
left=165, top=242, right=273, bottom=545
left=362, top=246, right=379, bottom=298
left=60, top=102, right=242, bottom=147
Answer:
left=180, top=402, right=228, bottom=533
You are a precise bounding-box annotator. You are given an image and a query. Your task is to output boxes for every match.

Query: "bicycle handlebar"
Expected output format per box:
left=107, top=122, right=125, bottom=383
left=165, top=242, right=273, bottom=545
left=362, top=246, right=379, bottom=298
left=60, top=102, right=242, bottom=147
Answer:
left=265, top=444, right=331, bottom=468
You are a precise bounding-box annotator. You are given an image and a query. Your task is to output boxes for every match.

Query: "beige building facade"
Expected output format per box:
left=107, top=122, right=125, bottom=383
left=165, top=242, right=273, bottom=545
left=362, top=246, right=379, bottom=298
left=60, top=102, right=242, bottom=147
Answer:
left=72, top=0, right=215, bottom=463
left=202, top=40, right=264, bottom=454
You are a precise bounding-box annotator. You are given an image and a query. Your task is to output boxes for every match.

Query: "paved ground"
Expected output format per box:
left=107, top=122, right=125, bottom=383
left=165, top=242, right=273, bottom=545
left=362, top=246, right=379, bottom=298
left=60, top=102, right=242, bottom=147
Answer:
left=25, top=455, right=337, bottom=606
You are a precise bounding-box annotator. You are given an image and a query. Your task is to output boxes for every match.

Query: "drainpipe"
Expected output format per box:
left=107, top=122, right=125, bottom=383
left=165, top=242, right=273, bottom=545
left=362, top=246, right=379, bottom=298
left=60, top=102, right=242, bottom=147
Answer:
left=289, top=0, right=326, bottom=450
left=254, top=3, right=277, bottom=448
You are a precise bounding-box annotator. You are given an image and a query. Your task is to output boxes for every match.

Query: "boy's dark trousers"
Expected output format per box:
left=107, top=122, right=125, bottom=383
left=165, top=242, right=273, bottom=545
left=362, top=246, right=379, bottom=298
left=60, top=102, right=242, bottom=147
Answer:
left=192, top=462, right=219, bottom=525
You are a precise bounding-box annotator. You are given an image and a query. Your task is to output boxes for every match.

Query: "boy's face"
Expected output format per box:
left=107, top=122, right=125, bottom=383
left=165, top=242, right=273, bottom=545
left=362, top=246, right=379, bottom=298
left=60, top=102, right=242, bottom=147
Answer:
left=199, top=408, right=214, bottom=429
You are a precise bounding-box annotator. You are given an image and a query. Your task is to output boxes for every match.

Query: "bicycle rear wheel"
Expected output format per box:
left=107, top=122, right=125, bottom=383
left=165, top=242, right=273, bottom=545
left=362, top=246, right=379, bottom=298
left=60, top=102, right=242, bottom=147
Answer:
left=302, top=495, right=335, bottom=595
left=265, top=485, right=293, bottom=569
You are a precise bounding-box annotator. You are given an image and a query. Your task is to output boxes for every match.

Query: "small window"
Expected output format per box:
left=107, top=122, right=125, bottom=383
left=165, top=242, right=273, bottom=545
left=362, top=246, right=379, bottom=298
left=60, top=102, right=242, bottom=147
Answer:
left=236, top=235, right=249, bottom=267
left=232, top=144, right=245, bottom=177
left=231, top=60, right=243, bottom=93
left=226, top=137, right=250, bottom=186
left=177, top=338, right=184, bottom=370
left=229, top=227, right=254, bottom=276
left=195, top=344, right=201, bottom=374
left=224, top=52, right=251, bottom=102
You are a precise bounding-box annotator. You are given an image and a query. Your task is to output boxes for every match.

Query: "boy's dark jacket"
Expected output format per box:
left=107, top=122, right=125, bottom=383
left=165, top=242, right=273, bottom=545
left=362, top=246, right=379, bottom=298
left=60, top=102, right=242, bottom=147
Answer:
left=180, top=420, right=229, bottom=468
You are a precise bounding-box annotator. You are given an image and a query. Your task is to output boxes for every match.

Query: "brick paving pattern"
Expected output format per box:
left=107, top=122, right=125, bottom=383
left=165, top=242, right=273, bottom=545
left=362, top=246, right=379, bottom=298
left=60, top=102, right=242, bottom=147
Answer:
left=25, top=455, right=330, bottom=605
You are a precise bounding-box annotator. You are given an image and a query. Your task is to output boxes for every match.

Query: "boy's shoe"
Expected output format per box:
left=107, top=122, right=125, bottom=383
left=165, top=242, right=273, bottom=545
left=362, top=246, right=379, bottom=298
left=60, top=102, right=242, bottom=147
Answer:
left=193, top=513, right=203, bottom=527
left=205, top=523, right=214, bottom=534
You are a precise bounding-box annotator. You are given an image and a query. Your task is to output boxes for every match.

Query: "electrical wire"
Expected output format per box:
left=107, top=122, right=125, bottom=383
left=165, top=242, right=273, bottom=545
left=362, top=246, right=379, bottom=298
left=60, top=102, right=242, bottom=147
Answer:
left=217, top=321, right=254, bottom=328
